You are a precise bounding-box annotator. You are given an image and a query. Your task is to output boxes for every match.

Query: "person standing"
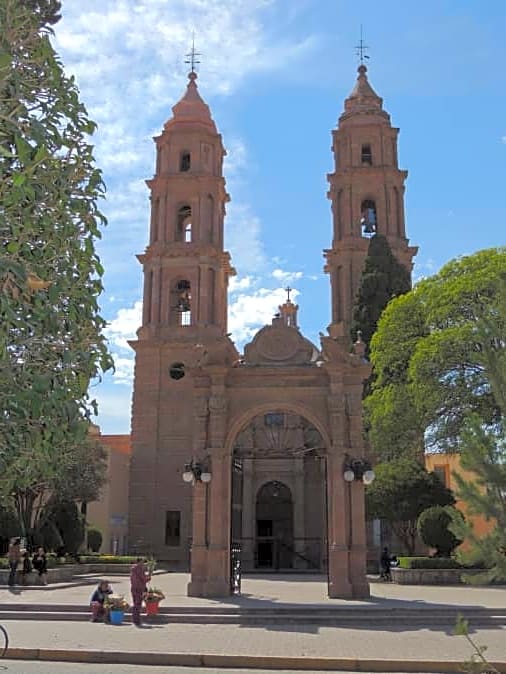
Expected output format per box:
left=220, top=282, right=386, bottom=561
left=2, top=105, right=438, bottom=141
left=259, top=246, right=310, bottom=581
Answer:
left=130, top=558, right=150, bottom=627
left=32, top=547, right=48, bottom=585
left=7, top=538, right=21, bottom=587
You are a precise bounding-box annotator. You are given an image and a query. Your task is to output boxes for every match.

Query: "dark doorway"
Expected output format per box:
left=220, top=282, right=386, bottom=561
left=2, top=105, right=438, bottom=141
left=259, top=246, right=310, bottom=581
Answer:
left=255, top=481, right=294, bottom=570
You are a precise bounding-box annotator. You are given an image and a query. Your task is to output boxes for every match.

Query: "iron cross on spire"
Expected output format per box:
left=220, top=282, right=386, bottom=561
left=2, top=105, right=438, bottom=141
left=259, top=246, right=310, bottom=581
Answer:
left=285, top=286, right=292, bottom=302
left=185, top=33, right=202, bottom=73
left=355, top=25, right=370, bottom=65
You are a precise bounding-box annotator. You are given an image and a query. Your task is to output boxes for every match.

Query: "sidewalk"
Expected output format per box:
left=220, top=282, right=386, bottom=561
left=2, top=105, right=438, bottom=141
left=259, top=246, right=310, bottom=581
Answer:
left=1, top=574, right=505, bottom=671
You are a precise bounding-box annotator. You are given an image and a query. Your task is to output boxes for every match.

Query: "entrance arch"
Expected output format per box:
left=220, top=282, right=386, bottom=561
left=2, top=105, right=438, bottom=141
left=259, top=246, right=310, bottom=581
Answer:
left=230, top=410, right=327, bottom=575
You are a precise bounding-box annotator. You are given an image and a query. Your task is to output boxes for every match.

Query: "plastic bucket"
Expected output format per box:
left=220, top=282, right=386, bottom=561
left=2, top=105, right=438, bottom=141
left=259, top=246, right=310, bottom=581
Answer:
left=109, top=609, right=124, bottom=625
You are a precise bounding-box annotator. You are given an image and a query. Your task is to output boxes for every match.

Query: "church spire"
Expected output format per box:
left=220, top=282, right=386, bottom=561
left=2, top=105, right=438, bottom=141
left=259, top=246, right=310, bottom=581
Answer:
left=342, top=64, right=386, bottom=119
left=164, top=71, right=217, bottom=133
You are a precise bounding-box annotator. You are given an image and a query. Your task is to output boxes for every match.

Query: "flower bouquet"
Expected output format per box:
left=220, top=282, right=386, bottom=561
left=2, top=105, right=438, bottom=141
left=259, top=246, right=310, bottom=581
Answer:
left=104, top=594, right=130, bottom=611
left=144, top=586, right=165, bottom=603
left=104, top=594, right=129, bottom=625
left=143, top=586, right=165, bottom=615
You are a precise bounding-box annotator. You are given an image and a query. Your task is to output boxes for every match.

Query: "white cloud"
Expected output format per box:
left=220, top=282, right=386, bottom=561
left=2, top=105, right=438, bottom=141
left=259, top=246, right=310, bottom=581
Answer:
left=229, top=276, right=253, bottom=293
left=271, top=269, right=303, bottom=282
left=105, top=300, right=142, bottom=351
left=102, top=301, right=142, bottom=387
left=229, top=286, right=299, bottom=346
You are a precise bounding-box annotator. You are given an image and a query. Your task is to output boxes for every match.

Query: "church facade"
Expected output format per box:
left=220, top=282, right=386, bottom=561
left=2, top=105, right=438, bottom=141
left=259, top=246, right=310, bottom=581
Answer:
left=128, top=65, right=416, bottom=598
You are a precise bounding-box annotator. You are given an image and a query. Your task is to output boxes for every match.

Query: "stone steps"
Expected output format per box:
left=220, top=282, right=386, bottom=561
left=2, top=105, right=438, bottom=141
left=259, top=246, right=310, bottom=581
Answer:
left=1, top=605, right=504, bottom=625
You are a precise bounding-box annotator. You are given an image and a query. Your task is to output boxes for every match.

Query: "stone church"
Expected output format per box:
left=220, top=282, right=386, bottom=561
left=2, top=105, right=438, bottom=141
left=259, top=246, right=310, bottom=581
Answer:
left=127, top=63, right=416, bottom=598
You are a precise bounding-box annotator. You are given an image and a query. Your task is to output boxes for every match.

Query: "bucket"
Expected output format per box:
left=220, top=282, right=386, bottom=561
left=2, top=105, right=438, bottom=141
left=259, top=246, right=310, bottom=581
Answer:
left=109, top=609, right=124, bottom=625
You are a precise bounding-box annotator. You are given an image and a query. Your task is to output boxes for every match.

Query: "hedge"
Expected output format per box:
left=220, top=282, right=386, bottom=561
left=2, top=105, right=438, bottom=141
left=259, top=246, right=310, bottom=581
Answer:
left=397, top=556, right=462, bottom=569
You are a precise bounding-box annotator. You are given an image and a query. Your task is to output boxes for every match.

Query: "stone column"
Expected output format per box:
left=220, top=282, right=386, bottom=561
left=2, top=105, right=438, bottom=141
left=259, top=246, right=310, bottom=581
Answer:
left=187, top=481, right=208, bottom=596
left=201, top=390, right=231, bottom=597
left=204, top=446, right=231, bottom=596
left=187, top=394, right=210, bottom=597
left=347, top=384, right=370, bottom=598
left=326, top=382, right=353, bottom=598
left=327, top=450, right=353, bottom=598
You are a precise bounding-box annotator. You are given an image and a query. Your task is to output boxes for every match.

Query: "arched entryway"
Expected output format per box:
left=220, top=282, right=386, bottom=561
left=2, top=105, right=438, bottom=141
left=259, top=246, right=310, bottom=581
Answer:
left=231, top=410, right=327, bottom=574
left=256, top=481, right=293, bottom=569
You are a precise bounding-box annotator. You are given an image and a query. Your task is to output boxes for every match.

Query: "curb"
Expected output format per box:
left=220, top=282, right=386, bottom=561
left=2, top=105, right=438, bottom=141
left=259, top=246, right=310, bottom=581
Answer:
left=5, top=648, right=506, bottom=672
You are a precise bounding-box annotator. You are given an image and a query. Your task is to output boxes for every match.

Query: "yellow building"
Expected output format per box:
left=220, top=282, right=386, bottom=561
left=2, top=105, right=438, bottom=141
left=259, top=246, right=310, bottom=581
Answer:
left=87, top=431, right=131, bottom=555
left=425, top=453, right=495, bottom=545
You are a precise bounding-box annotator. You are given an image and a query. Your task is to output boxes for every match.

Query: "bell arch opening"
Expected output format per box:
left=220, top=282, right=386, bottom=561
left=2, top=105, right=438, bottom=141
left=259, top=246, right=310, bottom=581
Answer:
left=230, top=410, right=328, bottom=573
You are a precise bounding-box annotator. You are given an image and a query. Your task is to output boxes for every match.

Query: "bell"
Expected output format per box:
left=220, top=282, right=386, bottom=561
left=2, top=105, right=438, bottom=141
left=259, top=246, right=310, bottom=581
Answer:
left=363, top=222, right=375, bottom=234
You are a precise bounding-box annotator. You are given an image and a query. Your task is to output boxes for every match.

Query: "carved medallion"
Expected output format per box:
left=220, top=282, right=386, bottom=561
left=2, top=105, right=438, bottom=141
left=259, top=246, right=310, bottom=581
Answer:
left=256, top=328, right=300, bottom=361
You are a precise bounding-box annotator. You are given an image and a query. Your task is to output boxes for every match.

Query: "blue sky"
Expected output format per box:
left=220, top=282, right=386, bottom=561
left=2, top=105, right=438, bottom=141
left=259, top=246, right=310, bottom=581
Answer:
left=52, top=0, right=506, bottom=434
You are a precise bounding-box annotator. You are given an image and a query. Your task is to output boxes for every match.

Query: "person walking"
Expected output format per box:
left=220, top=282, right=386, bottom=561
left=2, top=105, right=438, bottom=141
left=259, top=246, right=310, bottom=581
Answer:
left=32, top=547, right=48, bottom=585
left=380, top=546, right=392, bottom=581
left=130, top=558, right=150, bottom=627
left=7, top=538, right=21, bottom=587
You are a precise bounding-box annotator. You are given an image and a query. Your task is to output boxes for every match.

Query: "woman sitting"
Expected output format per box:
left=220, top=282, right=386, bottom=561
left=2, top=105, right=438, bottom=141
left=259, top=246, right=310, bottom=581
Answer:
left=32, top=547, right=48, bottom=585
left=90, top=580, right=113, bottom=622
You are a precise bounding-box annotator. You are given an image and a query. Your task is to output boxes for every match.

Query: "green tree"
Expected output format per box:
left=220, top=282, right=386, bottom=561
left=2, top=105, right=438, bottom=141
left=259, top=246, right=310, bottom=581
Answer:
left=365, top=248, right=506, bottom=460
left=450, top=284, right=506, bottom=582
left=351, top=234, right=411, bottom=350
left=0, top=1, right=113, bottom=535
left=417, top=505, right=463, bottom=557
left=366, top=458, right=455, bottom=554
left=45, top=501, right=85, bottom=555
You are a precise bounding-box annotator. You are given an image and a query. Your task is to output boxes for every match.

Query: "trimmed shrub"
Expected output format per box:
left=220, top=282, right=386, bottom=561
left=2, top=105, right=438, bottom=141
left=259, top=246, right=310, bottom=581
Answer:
left=87, top=528, right=102, bottom=553
left=397, top=556, right=461, bottom=569
left=417, top=505, right=463, bottom=556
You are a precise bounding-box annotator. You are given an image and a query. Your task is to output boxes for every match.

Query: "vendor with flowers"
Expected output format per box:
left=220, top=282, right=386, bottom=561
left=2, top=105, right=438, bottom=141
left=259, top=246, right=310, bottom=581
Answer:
left=90, top=580, right=113, bottom=622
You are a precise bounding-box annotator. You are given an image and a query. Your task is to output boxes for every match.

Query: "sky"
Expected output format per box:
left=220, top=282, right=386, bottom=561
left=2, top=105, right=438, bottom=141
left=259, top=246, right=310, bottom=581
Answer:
left=51, top=0, right=506, bottom=434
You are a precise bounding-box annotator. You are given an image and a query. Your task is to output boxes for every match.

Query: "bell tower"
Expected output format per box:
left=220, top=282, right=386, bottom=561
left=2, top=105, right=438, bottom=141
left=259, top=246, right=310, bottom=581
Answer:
left=324, top=64, right=417, bottom=335
left=128, top=71, right=236, bottom=561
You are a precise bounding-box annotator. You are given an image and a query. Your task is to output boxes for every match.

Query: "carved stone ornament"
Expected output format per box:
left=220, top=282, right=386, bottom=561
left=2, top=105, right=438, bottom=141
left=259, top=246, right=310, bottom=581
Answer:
left=243, top=323, right=317, bottom=366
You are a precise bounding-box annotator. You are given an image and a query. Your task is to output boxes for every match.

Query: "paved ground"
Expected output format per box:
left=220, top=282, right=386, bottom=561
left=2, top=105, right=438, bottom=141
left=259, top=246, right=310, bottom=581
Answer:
left=2, top=572, right=506, bottom=608
left=0, top=574, right=505, bottom=666
left=2, top=620, right=505, bottom=661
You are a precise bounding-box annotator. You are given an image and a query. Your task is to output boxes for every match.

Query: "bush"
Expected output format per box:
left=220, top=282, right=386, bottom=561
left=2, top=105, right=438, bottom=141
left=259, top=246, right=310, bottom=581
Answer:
left=417, top=505, right=463, bottom=556
left=87, top=528, right=102, bottom=553
left=79, top=555, right=138, bottom=564
left=397, top=556, right=462, bottom=569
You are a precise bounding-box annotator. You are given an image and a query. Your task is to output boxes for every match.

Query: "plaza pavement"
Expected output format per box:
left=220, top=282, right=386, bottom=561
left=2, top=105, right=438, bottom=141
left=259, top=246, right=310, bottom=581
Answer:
left=1, top=573, right=505, bottom=670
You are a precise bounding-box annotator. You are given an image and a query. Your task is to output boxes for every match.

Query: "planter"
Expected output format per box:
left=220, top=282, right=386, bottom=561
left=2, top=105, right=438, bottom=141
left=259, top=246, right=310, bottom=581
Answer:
left=145, top=600, right=160, bottom=616
left=109, top=609, right=125, bottom=625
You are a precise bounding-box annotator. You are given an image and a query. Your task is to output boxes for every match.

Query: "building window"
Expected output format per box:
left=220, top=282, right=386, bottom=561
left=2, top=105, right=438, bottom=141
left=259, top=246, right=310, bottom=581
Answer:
left=360, top=199, right=377, bottom=234
left=177, top=205, right=192, bottom=242
left=361, top=144, right=372, bottom=165
left=165, top=511, right=181, bottom=546
left=169, top=362, right=185, bottom=380
left=172, top=279, right=191, bottom=326
left=433, top=465, right=448, bottom=488
left=180, top=152, right=191, bottom=172
left=264, top=413, right=284, bottom=427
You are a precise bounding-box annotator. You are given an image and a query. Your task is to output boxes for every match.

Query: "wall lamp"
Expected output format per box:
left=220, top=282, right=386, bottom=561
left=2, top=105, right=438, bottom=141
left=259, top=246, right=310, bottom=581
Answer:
left=343, top=456, right=375, bottom=485
left=182, top=459, right=212, bottom=484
